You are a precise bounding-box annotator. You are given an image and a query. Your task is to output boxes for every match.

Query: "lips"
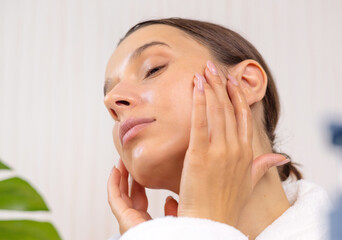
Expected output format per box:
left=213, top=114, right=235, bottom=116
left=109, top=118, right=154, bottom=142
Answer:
left=119, top=117, right=155, bottom=145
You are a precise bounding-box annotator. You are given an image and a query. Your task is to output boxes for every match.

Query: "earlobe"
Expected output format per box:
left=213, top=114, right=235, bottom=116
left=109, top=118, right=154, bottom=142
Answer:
left=230, top=60, right=267, bottom=106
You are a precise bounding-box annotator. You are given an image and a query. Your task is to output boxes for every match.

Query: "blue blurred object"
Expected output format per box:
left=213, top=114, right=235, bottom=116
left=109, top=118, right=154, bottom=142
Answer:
left=329, top=122, right=342, bottom=240
left=330, top=123, right=342, bottom=146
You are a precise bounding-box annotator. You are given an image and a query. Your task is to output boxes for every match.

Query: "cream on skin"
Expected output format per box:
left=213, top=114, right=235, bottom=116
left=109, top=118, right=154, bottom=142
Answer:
left=104, top=25, right=290, bottom=239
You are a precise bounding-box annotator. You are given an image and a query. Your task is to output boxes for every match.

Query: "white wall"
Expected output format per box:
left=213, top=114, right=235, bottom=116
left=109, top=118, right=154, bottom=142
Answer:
left=0, top=0, right=341, bottom=239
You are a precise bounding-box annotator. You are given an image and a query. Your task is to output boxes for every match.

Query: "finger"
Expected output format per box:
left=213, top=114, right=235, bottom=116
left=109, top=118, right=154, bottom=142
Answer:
left=251, top=153, right=290, bottom=188
left=204, top=61, right=238, bottom=145
left=107, top=166, right=131, bottom=221
left=198, top=69, right=226, bottom=145
left=131, top=178, right=148, bottom=211
left=226, top=75, right=253, bottom=149
left=188, top=74, right=209, bottom=150
left=164, top=196, right=178, bottom=217
left=118, top=158, right=129, bottom=199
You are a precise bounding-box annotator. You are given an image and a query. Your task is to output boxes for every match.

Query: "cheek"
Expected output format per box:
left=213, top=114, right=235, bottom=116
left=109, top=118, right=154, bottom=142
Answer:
left=153, top=75, right=194, bottom=155
left=131, top=79, right=194, bottom=184
left=113, top=124, right=121, bottom=154
left=168, top=75, right=194, bottom=127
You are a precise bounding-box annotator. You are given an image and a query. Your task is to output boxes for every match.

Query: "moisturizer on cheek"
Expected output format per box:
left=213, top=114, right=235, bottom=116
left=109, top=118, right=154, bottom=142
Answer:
left=141, top=89, right=154, bottom=103
left=133, top=145, right=144, bottom=159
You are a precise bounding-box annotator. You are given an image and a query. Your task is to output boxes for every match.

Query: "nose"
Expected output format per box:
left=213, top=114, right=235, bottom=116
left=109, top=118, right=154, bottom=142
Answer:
left=104, top=83, right=141, bottom=121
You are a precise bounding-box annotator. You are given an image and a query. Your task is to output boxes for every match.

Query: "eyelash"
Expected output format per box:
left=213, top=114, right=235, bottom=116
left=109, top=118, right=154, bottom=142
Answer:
left=145, top=65, right=166, bottom=78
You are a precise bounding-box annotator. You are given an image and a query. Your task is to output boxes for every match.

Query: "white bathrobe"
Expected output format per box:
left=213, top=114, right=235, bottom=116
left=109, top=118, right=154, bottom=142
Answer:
left=108, top=179, right=332, bottom=240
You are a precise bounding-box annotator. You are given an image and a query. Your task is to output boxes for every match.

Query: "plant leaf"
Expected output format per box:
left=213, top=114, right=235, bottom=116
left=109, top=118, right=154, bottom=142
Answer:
left=0, top=159, right=11, bottom=170
left=0, top=177, right=49, bottom=211
left=0, top=220, right=62, bottom=240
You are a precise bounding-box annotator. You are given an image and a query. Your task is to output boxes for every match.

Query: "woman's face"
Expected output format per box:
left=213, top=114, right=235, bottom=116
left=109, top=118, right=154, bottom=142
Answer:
left=104, top=25, right=216, bottom=193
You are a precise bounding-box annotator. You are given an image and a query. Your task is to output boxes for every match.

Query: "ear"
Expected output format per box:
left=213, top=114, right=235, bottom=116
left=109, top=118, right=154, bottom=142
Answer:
left=228, top=60, right=267, bottom=106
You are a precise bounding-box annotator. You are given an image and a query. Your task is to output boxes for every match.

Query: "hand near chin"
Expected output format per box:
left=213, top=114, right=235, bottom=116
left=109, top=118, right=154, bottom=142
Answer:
left=107, top=158, right=152, bottom=235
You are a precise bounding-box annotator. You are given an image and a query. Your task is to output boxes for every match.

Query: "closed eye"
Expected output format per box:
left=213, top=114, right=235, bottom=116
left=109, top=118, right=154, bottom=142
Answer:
left=145, top=65, right=166, bottom=78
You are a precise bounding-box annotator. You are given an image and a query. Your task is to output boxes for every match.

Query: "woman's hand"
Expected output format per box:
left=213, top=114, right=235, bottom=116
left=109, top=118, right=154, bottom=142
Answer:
left=175, top=60, right=289, bottom=226
left=107, top=158, right=152, bottom=235
left=107, top=158, right=179, bottom=235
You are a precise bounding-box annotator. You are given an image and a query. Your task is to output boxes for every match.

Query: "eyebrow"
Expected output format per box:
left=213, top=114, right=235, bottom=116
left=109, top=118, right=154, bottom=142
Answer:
left=103, top=41, right=171, bottom=96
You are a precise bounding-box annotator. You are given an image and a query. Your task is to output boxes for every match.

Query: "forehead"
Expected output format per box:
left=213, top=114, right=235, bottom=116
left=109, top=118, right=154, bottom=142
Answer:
left=105, top=24, right=210, bottom=77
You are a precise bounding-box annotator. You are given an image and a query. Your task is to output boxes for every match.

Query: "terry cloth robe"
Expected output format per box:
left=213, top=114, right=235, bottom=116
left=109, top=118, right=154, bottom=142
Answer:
left=108, top=179, right=332, bottom=240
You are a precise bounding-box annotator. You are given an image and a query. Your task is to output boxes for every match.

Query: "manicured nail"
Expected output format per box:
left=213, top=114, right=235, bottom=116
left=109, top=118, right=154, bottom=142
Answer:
left=195, top=73, right=205, bottom=92
left=166, top=196, right=173, bottom=202
left=228, top=74, right=239, bottom=86
left=275, top=158, right=291, bottom=166
left=207, top=60, right=218, bottom=75
left=195, top=72, right=207, bottom=83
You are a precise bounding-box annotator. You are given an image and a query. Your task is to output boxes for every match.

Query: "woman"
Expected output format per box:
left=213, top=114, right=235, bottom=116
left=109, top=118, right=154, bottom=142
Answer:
left=104, top=18, right=331, bottom=239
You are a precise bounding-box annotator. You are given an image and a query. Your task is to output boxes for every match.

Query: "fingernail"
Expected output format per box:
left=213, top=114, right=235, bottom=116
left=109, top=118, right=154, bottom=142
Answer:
left=195, top=72, right=207, bottom=83
left=228, top=74, right=239, bottom=86
left=207, top=60, right=218, bottom=75
left=275, top=158, right=291, bottom=166
left=110, top=165, right=116, bottom=175
left=166, top=196, right=173, bottom=202
left=195, top=73, right=205, bottom=92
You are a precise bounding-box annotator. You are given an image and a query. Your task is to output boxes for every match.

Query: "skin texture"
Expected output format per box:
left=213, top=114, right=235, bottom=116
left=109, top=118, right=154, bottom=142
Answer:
left=104, top=26, right=210, bottom=192
left=104, top=25, right=291, bottom=239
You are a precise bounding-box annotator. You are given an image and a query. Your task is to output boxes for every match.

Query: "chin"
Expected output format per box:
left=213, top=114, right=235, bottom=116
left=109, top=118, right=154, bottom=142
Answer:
left=115, top=126, right=189, bottom=193
left=127, top=139, right=185, bottom=193
left=130, top=150, right=175, bottom=190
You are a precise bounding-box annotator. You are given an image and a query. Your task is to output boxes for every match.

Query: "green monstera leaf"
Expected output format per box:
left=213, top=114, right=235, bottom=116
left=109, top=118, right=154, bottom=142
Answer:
left=0, top=177, right=49, bottom=211
left=0, top=158, right=62, bottom=239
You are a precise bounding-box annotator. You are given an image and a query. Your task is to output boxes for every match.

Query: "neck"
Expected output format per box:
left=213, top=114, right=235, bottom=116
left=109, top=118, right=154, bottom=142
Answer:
left=236, top=168, right=290, bottom=239
left=235, top=127, right=291, bottom=239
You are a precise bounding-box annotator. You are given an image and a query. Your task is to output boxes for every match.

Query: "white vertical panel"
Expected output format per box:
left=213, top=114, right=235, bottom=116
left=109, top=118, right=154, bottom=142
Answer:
left=0, top=0, right=341, bottom=239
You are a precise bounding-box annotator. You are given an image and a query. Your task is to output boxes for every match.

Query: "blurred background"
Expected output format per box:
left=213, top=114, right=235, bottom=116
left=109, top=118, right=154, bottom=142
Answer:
left=0, top=0, right=341, bottom=239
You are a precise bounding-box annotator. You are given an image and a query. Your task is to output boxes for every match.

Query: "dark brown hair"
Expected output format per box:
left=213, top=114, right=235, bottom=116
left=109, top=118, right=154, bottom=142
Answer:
left=118, top=17, right=302, bottom=181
